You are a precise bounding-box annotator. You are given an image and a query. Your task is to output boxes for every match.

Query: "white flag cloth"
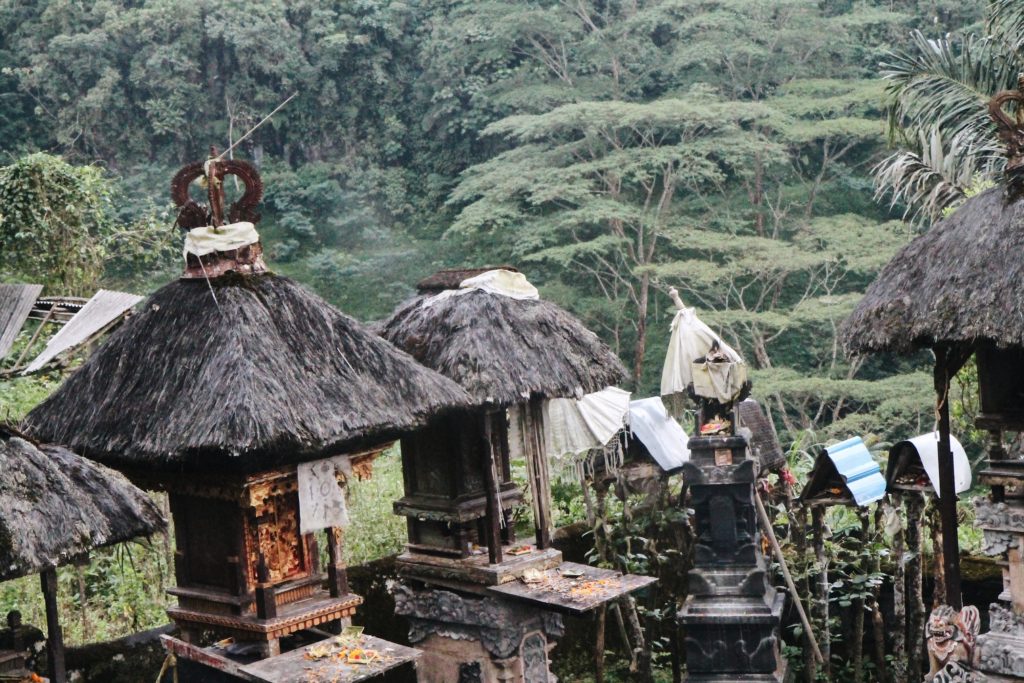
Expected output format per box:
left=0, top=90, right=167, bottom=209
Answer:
left=183, top=222, right=259, bottom=258
left=297, top=455, right=351, bottom=533
left=423, top=269, right=539, bottom=307
left=509, top=386, right=632, bottom=461
left=660, top=306, right=744, bottom=398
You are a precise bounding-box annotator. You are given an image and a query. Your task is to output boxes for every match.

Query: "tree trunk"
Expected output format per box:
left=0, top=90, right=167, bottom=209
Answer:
left=891, top=497, right=908, bottom=683
left=870, top=506, right=887, bottom=683
left=852, top=509, right=869, bottom=683
left=811, top=506, right=831, bottom=677
left=632, top=272, right=650, bottom=388
left=906, top=494, right=926, bottom=682
left=928, top=498, right=946, bottom=609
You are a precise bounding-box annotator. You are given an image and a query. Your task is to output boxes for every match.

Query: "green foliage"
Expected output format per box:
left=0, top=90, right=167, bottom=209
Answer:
left=0, top=153, right=113, bottom=293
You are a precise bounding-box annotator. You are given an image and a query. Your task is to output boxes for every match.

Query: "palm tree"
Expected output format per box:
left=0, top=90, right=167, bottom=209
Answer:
left=876, top=0, right=1024, bottom=225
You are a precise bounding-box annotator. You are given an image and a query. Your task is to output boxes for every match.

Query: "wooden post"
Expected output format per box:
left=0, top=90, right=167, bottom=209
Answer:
left=811, top=506, right=831, bottom=676
left=255, top=553, right=277, bottom=620
left=595, top=606, right=606, bottom=683
left=40, top=568, right=66, bottom=683
left=326, top=526, right=348, bottom=597
left=523, top=400, right=553, bottom=549
left=906, top=493, right=926, bottom=682
left=891, top=496, right=907, bottom=683
left=481, top=413, right=504, bottom=565
left=934, top=346, right=962, bottom=609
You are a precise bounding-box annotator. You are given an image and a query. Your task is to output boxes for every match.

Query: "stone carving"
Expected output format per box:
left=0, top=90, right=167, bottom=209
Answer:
left=926, top=605, right=981, bottom=680
left=974, top=499, right=1024, bottom=532
left=927, top=662, right=988, bottom=683
left=521, top=631, right=550, bottom=683
left=393, top=584, right=563, bottom=660
left=678, top=434, right=785, bottom=681
left=989, top=603, right=1024, bottom=635
left=980, top=529, right=1016, bottom=557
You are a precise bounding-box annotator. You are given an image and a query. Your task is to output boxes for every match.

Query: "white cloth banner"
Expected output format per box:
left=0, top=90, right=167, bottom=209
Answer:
left=660, top=306, right=744, bottom=397
left=183, top=222, right=259, bottom=258
left=423, top=269, right=540, bottom=307
left=297, top=455, right=351, bottom=534
left=510, top=387, right=631, bottom=460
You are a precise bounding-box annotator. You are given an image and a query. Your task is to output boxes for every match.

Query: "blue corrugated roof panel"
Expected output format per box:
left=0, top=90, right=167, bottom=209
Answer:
left=825, top=437, right=886, bottom=506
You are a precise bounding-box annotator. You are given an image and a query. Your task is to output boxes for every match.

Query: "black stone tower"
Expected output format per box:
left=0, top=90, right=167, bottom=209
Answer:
left=678, top=434, right=786, bottom=681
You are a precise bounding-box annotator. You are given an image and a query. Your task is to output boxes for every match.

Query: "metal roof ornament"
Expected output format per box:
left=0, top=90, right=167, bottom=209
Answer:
left=170, top=146, right=263, bottom=230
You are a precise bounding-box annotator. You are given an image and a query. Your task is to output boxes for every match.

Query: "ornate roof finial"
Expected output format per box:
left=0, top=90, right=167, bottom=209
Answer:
left=170, top=150, right=267, bottom=279
left=170, top=149, right=263, bottom=230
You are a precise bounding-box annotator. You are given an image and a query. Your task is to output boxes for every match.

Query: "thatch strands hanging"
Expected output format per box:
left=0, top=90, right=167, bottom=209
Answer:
left=23, top=274, right=471, bottom=472
left=0, top=429, right=165, bottom=582
left=381, top=269, right=627, bottom=405
left=841, top=187, right=1024, bottom=354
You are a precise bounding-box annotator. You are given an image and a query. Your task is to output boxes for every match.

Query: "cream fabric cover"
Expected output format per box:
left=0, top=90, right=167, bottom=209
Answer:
left=660, top=306, right=744, bottom=398
left=183, top=222, right=259, bottom=258
left=297, top=455, right=351, bottom=534
left=423, top=269, right=540, bottom=307
left=509, top=386, right=631, bottom=461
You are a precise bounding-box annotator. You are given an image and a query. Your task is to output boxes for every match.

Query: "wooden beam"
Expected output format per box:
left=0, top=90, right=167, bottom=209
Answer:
left=524, top=400, right=553, bottom=549
left=40, top=568, right=66, bottom=683
left=934, top=346, right=962, bottom=609
left=326, top=526, right=348, bottom=597
left=481, top=413, right=504, bottom=565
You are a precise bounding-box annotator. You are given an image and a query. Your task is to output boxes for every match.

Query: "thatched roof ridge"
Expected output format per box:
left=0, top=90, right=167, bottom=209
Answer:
left=380, top=284, right=627, bottom=405
left=23, top=274, right=471, bottom=472
left=841, top=187, right=1024, bottom=355
left=417, top=267, right=518, bottom=292
left=0, top=428, right=165, bottom=581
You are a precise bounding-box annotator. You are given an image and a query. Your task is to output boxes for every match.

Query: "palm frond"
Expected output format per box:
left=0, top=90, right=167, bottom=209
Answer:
left=990, top=0, right=1024, bottom=53
left=874, top=125, right=1001, bottom=226
left=882, top=31, right=1018, bottom=155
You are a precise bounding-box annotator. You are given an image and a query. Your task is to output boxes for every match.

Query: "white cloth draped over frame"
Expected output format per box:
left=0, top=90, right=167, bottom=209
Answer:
left=660, top=306, right=746, bottom=403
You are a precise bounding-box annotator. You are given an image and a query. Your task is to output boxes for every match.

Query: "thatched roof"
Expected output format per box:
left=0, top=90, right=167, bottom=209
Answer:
left=0, top=428, right=165, bottom=581
left=23, top=274, right=471, bottom=473
left=841, top=187, right=1024, bottom=355
left=380, top=270, right=627, bottom=405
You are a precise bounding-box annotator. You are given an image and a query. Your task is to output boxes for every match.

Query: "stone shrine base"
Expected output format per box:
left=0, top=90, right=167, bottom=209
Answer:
left=394, top=583, right=564, bottom=683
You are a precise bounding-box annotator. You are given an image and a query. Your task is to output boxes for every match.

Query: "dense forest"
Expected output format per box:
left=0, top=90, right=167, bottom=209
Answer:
left=1, top=0, right=990, bottom=451
left=3, top=2, right=1018, bottom=681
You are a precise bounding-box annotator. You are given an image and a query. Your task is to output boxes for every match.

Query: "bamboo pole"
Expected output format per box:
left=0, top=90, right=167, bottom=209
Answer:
left=754, top=490, right=824, bottom=665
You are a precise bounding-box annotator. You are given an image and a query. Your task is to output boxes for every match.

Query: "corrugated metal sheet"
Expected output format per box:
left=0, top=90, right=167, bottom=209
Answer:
left=825, top=437, right=887, bottom=506
left=23, top=289, right=142, bottom=373
left=0, top=284, right=43, bottom=360
left=628, top=396, right=689, bottom=472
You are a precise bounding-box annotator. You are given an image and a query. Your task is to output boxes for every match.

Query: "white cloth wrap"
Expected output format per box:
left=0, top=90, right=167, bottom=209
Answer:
left=423, top=269, right=540, bottom=307
left=183, top=222, right=259, bottom=258
left=297, top=455, right=350, bottom=534
left=660, top=306, right=744, bottom=397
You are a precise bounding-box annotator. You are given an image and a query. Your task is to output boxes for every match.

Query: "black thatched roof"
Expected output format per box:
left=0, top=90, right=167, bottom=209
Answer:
left=380, top=272, right=627, bottom=405
left=23, top=274, right=471, bottom=473
left=842, top=187, right=1024, bottom=355
left=0, top=428, right=165, bottom=581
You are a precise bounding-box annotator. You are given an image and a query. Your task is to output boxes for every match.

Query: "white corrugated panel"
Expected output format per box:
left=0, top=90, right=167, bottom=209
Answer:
left=23, top=289, right=142, bottom=373
left=0, top=284, right=43, bottom=360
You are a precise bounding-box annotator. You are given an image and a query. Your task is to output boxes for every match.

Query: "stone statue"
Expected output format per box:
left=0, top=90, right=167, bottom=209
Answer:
left=925, top=604, right=986, bottom=682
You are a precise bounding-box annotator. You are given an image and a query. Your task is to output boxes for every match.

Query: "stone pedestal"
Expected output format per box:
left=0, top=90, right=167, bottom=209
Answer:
left=975, top=497, right=1024, bottom=680
left=678, top=435, right=786, bottom=682
left=394, top=583, right=563, bottom=683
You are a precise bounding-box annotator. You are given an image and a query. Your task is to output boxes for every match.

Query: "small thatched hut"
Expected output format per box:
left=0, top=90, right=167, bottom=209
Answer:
left=22, top=158, right=472, bottom=659
left=0, top=427, right=164, bottom=683
left=841, top=186, right=1024, bottom=355
left=383, top=268, right=626, bottom=406
left=381, top=267, right=626, bottom=564
left=24, top=274, right=471, bottom=475
left=841, top=91, right=1024, bottom=611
